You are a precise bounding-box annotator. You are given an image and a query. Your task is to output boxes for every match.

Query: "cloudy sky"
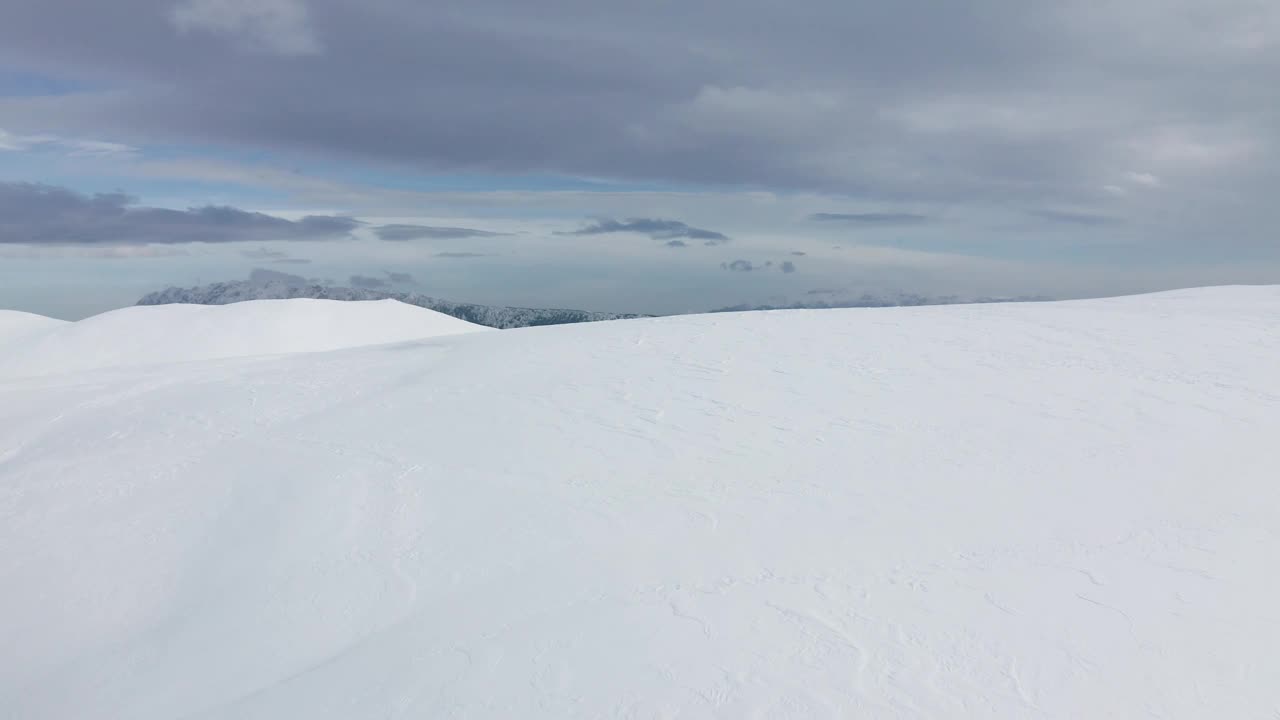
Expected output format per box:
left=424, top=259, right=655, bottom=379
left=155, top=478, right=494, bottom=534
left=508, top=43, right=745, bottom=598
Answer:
left=1, top=0, right=1278, bottom=318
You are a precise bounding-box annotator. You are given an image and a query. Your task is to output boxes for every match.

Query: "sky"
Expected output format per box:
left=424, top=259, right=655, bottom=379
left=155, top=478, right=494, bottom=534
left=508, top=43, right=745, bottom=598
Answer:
left=1, top=0, right=1278, bottom=319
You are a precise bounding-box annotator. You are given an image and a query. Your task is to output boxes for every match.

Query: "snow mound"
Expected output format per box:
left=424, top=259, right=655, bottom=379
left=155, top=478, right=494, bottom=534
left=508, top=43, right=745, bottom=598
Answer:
left=0, top=309, right=67, bottom=344
left=1, top=286, right=1279, bottom=718
left=0, top=298, right=488, bottom=379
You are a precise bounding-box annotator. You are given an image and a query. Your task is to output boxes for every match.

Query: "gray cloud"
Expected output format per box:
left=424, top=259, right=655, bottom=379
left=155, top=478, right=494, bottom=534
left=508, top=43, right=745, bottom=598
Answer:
left=809, top=212, right=930, bottom=224
left=0, top=0, right=1278, bottom=261
left=1030, top=209, right=1125, bottom=226
left=790, top=251, right=806, bottom=256
left=170, top=0, right=322, bottom=57
left=385, top=271, right=415, bottom=284
left=0, top=182, right=360, bottom=245
left=349, top=274, right=388, bottom=289
left=434, top=251, right=490, bottom=258
left=242, top=247, right=290, bottom=260
left=241, top=246, right=312, bottom=264
left=560, top=218, right=730, bottom=244
left=721, top=258, right=796, bottom=273
left=4, top=1, right=1078, bottom=201
left=249, top=268, right=309, bottom=286
left=374, top=224, right=508, bottom=241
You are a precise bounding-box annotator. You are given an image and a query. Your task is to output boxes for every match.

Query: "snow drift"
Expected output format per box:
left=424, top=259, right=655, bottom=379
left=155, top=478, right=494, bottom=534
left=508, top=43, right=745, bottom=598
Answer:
left=0, top=298, right=487, bottom=379
left=0, top=309, right=67, bottom=344
left=1, top=286, right=1278, bottom=718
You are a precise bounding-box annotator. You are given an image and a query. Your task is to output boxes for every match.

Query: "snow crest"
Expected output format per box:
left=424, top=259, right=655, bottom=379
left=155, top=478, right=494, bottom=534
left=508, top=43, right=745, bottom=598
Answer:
left=0, top=309, right=67, bottom=343
left=0, top=298, right=488, bottom=379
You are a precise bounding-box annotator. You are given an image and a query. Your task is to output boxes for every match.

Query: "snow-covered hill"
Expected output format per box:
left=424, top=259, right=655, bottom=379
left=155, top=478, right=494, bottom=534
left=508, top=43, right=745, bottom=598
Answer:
left=0, top=299, right=487, bottom=379
left=138, top=272, right=647, bottom=328
left=0, top=309, right=67, bottom=343
left=2, top=286, right=1278, bottom=718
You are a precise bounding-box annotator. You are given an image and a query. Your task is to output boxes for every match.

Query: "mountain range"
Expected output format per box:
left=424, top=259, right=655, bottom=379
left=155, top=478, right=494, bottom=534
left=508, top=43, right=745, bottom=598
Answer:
left=138, top=270, right=648, bottom=329
left=140, top=269, right=1054, bottom=326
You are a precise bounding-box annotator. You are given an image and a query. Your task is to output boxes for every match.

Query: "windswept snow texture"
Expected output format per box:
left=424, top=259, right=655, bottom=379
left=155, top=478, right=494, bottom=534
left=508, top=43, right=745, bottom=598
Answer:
left=0, top=299, right=487, bottom=378
left=2, top=286, right=1279, bottom=718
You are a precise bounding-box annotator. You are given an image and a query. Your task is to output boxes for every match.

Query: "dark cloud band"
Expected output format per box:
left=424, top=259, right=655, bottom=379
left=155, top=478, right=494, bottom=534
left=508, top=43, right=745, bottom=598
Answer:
left=561, top=218, right=729, bottom=244
left=809, top=213, right=929, bottom=225
left=374, top=224, right=508, bottom=241
left=0, top=182, right=359, bottom=245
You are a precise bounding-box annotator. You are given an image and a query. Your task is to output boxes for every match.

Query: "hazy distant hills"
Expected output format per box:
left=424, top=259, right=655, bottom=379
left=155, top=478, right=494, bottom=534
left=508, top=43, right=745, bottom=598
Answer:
left=138, top=271, right=648, bottom=329
left=139, top=269, right=1052, bottom=328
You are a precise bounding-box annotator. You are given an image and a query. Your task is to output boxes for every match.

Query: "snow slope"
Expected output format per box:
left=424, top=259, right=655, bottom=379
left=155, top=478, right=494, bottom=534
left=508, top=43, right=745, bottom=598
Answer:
left=0, top=298, right=488, bottom=379
left=0, top=309, right=67, bottom=344
left=2, top=286, right=1278, bottom=718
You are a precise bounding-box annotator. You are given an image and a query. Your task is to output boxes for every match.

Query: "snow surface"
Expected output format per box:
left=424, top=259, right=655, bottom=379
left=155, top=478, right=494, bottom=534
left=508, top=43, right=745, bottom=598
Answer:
left=0, top=298, right=488, bottom=379
left=2, top=286, right=1279, bottom=718
left=0, top=309, right=67, bottom=344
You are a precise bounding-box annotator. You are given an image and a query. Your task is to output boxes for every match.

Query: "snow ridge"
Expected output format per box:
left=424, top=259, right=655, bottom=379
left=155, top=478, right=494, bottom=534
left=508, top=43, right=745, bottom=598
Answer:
left=0, top=309, right=67, bottom=343
left=0, top=298, right=487, bottom=379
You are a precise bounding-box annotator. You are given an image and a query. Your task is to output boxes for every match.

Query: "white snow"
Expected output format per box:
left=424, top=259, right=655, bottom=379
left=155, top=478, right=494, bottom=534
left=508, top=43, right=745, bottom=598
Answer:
left=0, top=298, right=488, bottom=379
left=1, top=287, right=1278, bottom=718
left=0, top=309, right=67, bottom=344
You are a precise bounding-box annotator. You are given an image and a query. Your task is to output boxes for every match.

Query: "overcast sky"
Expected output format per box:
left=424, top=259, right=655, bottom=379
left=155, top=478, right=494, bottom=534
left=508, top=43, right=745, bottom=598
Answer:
left=1, top=0, right=1278, bottom=318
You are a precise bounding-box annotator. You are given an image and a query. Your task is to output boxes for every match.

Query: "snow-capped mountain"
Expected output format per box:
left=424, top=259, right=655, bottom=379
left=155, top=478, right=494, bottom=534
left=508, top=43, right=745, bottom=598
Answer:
left=3, top=286, right=1279, bottom=719
left=138, top=271, right=647, bottom=329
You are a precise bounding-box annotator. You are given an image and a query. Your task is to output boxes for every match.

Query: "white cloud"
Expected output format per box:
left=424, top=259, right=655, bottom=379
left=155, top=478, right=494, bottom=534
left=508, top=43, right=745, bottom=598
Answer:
left=0, top=129, right=24, bottom=151
left=888, top=91, right=1132, bottom=139
left=170, top=0, right=321, bottom=56
left=1129, top=126, right=1255, bottom=170
left=0, top=128, right=136, bottom=157
left=678, top=86, right=847, bottom=136
left=1123, top=171, right=1162, bottom=188
left=64, top=139, right=138, bottom=157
